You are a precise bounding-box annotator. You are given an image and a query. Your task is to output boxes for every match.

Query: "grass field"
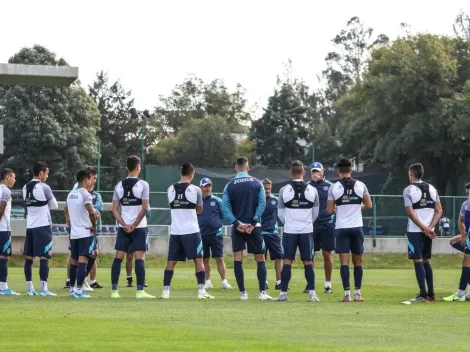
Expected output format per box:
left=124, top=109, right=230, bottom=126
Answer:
left=1, top=255, right=469, bottom=352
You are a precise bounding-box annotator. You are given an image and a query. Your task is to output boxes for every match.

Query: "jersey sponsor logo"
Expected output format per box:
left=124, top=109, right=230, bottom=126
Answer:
left=234, top=177, right=253, bottom=184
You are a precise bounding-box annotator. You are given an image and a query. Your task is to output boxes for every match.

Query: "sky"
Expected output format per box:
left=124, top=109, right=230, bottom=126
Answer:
left=1, top=0, right=470, bottom=115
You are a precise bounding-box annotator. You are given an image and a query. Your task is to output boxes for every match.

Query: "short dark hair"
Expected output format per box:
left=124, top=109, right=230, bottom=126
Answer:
left=236, top=156, right=249, bottom=167
left=33, top=161, right=48, bottom=176
left=76, top=169, right=92, bottom=183
left=262, top=178, right=272, bottom=185
left=1, top=168, right=14, bottom=181
left=409, top=163, right=424, bottom=179
left=291, top=160, right=304, bottom=175
left=86, top=167, right=97, bottom=175
left=337, top=158, right=352, bottom=173
left=465, top=182, right=470, bottom=189
left=126, top=156, right=141, bottom=172
left=181, top=162, right=195, bottom=177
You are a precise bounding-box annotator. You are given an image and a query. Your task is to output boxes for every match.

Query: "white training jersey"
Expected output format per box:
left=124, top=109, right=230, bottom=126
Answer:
left=23, top=180, right=58, bottom=229
left=328, top=179, right=369, bottom=229
left=403, top=181, right=440, bottom=233
left=66, top=188, right=94, bottom=239
left=113, top=177, right=150, bottom=228
left=0, top=185, right=12, bottom=232
left=168, top=183, right=203, bottom=235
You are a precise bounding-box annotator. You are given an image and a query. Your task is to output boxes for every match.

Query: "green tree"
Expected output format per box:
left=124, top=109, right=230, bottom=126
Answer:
left=453, top=10, right=470, bottom=39
left=235, top=140, right=257, bottom=165
left=0, top=45, right=100, bottom=189
left=339, top=34, right=470, bottom=194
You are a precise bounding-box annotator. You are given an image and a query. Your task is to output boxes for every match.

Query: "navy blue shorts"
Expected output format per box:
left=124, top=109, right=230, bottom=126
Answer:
left=313, top=223, right=336, bottom=252
left=335, top=227, right=364, bottom=255
left=168, top=232, right=203, bottom=261
left=282, top=232, right=313, bottom=261
left=23, top=226, right=53, bottom=258
left=202, top=234, right=224, bottom=258
left=407, top=232, right=432, bottom=259
left=231, top=227, right=265, bottom=255
left=114, top=227, right=148, bottom=253
left=70, top=237, right=96, bottom=260
left=0, top=231, right=12, bottom=256
left=263, top=235, right=283, bottom=260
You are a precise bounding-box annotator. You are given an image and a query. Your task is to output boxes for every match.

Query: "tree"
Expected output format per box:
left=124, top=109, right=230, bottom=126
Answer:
left=235, top=140, right=257, bottom=165
left=146, top=116, right=237, bottom=167
left=453, top=10, right=470, bottom=39
left=339, top=34, right=470, bottom=194
left=0, top=45, right=100, bottom=189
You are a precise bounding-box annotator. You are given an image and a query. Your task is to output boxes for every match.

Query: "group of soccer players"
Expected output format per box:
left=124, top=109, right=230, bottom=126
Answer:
left=0, top=156, right=469, bottom=303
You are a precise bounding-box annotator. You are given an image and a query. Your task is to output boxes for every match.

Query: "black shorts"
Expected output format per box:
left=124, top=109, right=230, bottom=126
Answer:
left=231, top=227, right=265, bottom=255
left=263, top=235, right=283, bottom=260
left=335, top=227, right=364, bottom=255
left=407, top=232, right=432, bottom=259
left=23, top=226, right=53, bottom=258
left=202, top=234, right=224, bottom=258
left=168, top=232, right=203, bottom=261
left=0, top=231, right=12, bottom=256
left=114, top=227, right=148, bottom=253
left=70, top=237, right=96, bottom=260
left=313, top=223, right=336, bottom=252
left=282, top=232, right=313, bottom=261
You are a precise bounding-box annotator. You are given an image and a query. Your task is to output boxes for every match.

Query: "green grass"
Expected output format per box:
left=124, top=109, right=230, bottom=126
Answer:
left=1, top=258, right=469, bottom=352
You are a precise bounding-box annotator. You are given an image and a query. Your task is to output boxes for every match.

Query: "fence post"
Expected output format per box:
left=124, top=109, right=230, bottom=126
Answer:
left=372, top=195, right=377, bottom=248
left=452, top=196, right=456, bottom=235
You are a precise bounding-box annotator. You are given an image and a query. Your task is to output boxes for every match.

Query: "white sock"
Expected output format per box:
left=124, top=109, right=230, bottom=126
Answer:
left=457, top=289, right=465, bottom=297
left=355, top=289, right=361, bottom=295
left=70, top=286, right=75, bottom=293
left=76, top=287, right=82, bottom=295
left=26, top=281, right=34, bottom=291
left=325, top=281, right=332, bottom=288
left=163, top=286, right=170, bottom=292
left=276, top=280, right=281, bottom=285
left=205, top=279, right=212, bottom=284
left=0, top=282, right=8, bottom=290
left=40, top=281, right=48, bottom=291
left=199, top=288, right=206, bottom=295
left=466, top=284, right=470, bottom=297
left=90, top=280, right=96, bottom=285
left=345, top=289, right=351, bottom=296
left=280, top=291, right=287, bottom=296
left=309, top=290, right=316, bottom=296
left=222, top=279, right=228, bottom=284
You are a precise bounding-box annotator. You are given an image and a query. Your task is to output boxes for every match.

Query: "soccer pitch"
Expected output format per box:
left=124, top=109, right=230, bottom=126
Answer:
left=1, top=265, right=468, bottom=352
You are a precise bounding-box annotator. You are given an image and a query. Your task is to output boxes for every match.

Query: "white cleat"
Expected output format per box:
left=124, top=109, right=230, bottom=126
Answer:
left=240, top=291, right=248, bottom=300
left=159, top=290, right=170, bottom=300
left=82, top=280, right=94, bottom=291
left=204, top=281, right=213, bottom=289
left=222, top=282, right=233, bottom=290
left=275, top=293, right=288, bottom=302
left=259, top=291, right=274, bottom=301
left=198, top=292, right=215, bottom=299
left=308, top=293, right=320, bottom=302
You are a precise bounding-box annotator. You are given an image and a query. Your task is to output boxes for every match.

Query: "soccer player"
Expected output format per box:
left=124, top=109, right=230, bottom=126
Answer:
left=110, top=156, right=154, bottom=299
left=23, top=161, right=58, bottom=296
left=438, top=215, right=451, bottom=236
left=198, top=177, right=232, bottom=290
left=308, top=161, right=335, bottom=294
left=222, top=156, right=271, bottom=301
left=327, top=159, right=372, bottom=302
left=275, top=161, right=319, bottom=302
left=160, top=162, right=214, bottom=300
left=0, top=168, right=20, bottom=295
left=403, top=163, right=442, bottom=302
left=65, top=170, right=97, bottom=298
left=261, top=178, right=283, bottom=290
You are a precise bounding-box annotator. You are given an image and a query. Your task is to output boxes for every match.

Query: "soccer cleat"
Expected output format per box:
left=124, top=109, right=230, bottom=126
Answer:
left=64, top=280, right=70, bottom=289
left=466, top=296, right=470, bottom=301
left=110, top=290, right=120, bottom=298
left=409, top=295, right=428, bottom=303
left=26, top=290, right=38, bottom=296
left=222, top=282, right=233, bottom=290
left=443, top=293, right=465, bottom=302
left=136, top=290, right=156, bottom=299
left=324, top=286, right=333, bottom=294
left=39, top=290, right=57, bottom=296
left=69, top=291, right=76, bottom=297
left=341, top=295, right=352, bottom=302
left=160, top=291, right=170, bottom=300
left=426, top=296, right=436, bottom=302
left=0, top=288, right=20, bottom=295
left=204, top=281, right=214, bottom=289
left=126, top=277, right=133, bottom=287
left=275, top=283, right=282, bottom=290
left=144, top=282, right=148, bottom=288
left=303, top=285, right=309, bottom=293
left=259, top=291, right=274, bottom=301
left=354, top=294, right=364, bottom=302
left=90, top=281, right=103, bottom=289
left=240, top=291, right=248, bottom=300
left=308, top=293, right=320, bottom=302
left=198, top=292, right=215, bottom=299
left=73, top=292, right=91, bottom=298
left=265, top=281, right=269, bottom=290
left=275, top=294, right=288, bottom=301
left=82, top=280, right=93, bottom=291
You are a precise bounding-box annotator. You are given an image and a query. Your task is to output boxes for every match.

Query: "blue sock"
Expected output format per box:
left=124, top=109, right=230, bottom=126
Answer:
left=304, top=264, right=315, bottom=290
left=452, top=242, right=465, bottom=252
left=340, top=265, right=350, bottom=291
left=234, top=261, right=245, bottom=292
left=70, top=264, right=78, bottom=288
left=39, top=259, right=49, bottom=282
left=135, top=259, right=145, bottom=291
left=164, top=269, right=174, bottom=286
left=423, top=262, right=434, bottom=296
left=257, top=261, right=267, bottom=291
left=0, top=258, right=7, bottom=283
left=280, top=264, right=292, bottom=292
left=459, top=267, right=470, bottom=291
left=414, top=262, right=427, bottom=296
left=24, top=259, right=33, bottom=282
left=77, top=262, right=87, bottom=288
left=86, top=257, right=96, bottom=276
left=111, top=258, right=122, bottom=290
left=196, top=271, right=205, bottom=286
left=354, top=266, right=363, bottom=290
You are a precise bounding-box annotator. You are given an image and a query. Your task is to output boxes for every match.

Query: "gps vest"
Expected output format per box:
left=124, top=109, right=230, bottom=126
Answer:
left=334, top=178, right=362, bottom=206
left=119, top=178, right=142, bottom=206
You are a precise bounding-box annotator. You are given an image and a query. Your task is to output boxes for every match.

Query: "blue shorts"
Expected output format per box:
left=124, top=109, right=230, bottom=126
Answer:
left=202, top=234, right=224, bottom=258
left=231, top=227, right=265, bottom=255
left=168, top=232, right=203, bottom=261
left=335, top=227, right=364, bottom=255
left=407, top=232, right=432, bottom=259
left=0, top=231, right=12, bottom=256
left=313, top=223, right=336, bottom=252
left=70, top=237, right=96, bottom=260
left=114, top=227, right=148, bottom=253
left=23, top=226, right=53, bottom=258
left=263, top=234, right=283, bottom=260
left=282, top=232, right=313, bottom=261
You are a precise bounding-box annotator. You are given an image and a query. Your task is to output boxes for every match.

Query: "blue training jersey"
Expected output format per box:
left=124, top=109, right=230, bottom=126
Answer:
left=222, top=172, right=266, bottom=226
left=261, top=195, right=279, bottom=235
left=310, top=178, right=335, bottom=226
left=197, top=194, right=223, bottom=237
